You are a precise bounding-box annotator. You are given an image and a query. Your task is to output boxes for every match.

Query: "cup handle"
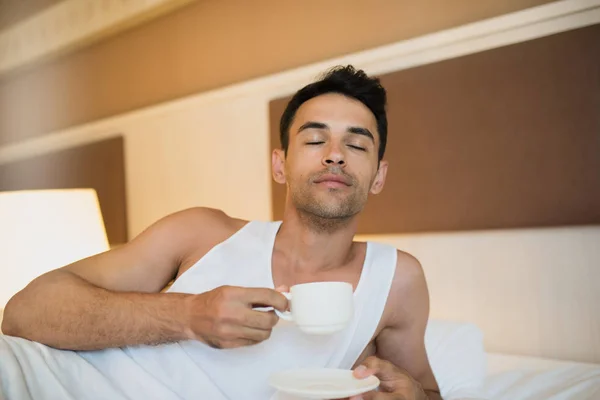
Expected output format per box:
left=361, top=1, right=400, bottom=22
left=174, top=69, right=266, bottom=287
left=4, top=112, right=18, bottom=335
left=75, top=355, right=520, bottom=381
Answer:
left=275, top=292, right=293, bottom=321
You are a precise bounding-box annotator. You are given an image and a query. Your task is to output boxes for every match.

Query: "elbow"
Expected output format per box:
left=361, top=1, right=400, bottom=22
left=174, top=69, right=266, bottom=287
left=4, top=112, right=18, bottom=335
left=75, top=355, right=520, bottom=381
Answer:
left=1, top=308, right=14, bottom=337
left=1, top=273, right=57, bottom=338
left=1, top=295, right=26, bottom=338
left=1, top=315, right=15, bottom=336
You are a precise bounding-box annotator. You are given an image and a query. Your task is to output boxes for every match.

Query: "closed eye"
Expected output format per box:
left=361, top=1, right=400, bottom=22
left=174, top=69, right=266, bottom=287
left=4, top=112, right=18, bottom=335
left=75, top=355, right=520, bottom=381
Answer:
left=306, top=142, right=324, bottom=145
left=348, top=145, right=366, bottom=151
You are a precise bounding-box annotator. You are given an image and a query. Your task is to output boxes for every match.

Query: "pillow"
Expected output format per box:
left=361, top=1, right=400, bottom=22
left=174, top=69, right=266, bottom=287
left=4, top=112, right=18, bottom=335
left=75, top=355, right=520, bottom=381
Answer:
left=0, top=308, right=3, bottom=334
left=424, top=319, right=488, bottom=399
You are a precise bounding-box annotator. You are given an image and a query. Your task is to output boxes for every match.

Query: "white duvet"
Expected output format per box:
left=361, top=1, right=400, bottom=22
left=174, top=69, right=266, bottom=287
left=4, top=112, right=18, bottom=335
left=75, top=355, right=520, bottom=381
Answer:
left=422, top=320, right=600, bottom=400
left=482, top=353, right=600, bottom=400
left=1, top=316, right=599, bottom=400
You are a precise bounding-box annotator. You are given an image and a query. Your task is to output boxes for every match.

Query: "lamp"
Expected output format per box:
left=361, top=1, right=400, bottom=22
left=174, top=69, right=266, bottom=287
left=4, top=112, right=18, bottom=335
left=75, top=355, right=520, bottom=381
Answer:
left=0, top=189, right=110, bottom=309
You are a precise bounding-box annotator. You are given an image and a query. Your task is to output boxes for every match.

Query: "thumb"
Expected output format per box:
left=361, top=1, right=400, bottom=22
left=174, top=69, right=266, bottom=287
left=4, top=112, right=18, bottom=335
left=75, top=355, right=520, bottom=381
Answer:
left=353, top=365, right=377, bottom=379
left=275, top=285, right=290, bottom=293
left=274, top=285, right=290, bottom=312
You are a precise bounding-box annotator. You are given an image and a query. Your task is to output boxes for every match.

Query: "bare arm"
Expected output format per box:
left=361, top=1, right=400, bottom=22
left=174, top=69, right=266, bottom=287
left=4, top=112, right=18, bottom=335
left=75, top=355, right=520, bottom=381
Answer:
left=1, top=207, right=239, bottom=350
left=373, top=252, right=442, bottom=400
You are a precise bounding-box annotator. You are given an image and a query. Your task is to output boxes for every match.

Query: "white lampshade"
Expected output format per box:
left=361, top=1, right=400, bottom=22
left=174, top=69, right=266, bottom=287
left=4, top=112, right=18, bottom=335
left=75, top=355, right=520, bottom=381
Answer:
left=0, top=189, right=110, bottom=308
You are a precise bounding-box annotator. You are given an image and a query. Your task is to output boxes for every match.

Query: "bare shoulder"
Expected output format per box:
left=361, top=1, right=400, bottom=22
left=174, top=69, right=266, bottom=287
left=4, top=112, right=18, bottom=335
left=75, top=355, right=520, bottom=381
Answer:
left=163, top=206, right=243, bottom=223
left=392, top=250, right=426, bottom=291
left=124, top=207, right=246, bottom=261
left=160, top=207, right=247, bottom=232
left=143, top=206, right=244, bottom=235
left=383, top=249, right=430, bottom=329
left=153, top=207, right=249, bottom=276
left=152, top=206, right=247, bottom=246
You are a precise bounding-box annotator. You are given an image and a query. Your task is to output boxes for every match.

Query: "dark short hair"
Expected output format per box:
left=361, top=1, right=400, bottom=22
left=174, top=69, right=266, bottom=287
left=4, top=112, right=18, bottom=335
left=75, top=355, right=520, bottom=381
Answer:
left=279, top=65, right=388, bottom=161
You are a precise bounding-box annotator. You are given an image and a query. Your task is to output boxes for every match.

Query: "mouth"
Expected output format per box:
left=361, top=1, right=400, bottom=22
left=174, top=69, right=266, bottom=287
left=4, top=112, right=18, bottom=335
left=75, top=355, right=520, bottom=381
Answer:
left=313, top=174, right=352, bottom=187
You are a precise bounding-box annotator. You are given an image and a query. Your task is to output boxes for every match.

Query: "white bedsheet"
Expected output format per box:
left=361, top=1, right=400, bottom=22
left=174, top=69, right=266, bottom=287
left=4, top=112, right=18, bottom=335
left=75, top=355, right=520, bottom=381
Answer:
left=2, top=312, right=600, bottom=400
left=482, top=353, right=600, bottom=400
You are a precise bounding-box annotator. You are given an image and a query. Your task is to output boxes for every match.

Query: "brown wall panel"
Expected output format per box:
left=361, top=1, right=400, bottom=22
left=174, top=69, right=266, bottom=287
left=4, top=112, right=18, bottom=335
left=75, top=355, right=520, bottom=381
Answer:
left=0, top=0, right=554, bottom=146
left=270, top=25, right=600, bottom=234
left=0, top=137, right=128, bottom=244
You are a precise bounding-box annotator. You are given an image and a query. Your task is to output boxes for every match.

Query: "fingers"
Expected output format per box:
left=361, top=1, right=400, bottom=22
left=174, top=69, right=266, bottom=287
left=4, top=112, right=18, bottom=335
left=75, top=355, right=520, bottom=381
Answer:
left=353, top=357, right=413, bottom=398
left=353, top=364, right=377, bottom=379
left=359, top=356, right=399, bottom=382
left=353, top=356, right=383, bottom=380
left=243, top=309, right=279, bottom=330
left=198, top=286, right=285, bottom=350
left=348, top=393, right=380, bottom=400
left=355, top=392, right=377, bottom=400
left=361, top=355, right=385, bottom=371
left=349, top=394, right=370, bottom=400
left=358, top=392, right=402, bottom=400
left=350, top=392, right=404, bottom=400
left=209, top=338, right=258, bottom=349
left=240, top=287, right=289, bottom=312
left=228, top=338, right=260, bottom=348
left=205, top=324, right=271, bottom=349
left=239, top=326, right=272, bottom=342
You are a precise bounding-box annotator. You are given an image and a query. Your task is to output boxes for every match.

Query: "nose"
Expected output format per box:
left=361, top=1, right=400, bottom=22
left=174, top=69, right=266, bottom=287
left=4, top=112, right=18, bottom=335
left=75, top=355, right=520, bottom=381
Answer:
left=322, top=143, right=346, bottom=167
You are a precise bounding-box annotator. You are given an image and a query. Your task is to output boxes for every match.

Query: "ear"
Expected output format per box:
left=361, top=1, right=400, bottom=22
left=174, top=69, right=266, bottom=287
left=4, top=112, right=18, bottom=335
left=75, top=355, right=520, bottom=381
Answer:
left=370, top=160, right=388, bottom=194
left=272, top=148, right=287, bottom=184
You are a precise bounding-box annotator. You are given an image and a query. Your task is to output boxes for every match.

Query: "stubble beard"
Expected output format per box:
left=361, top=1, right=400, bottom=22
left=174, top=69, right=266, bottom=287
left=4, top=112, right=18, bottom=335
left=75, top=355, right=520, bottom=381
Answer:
left=290, top=183, right=369, bottom=234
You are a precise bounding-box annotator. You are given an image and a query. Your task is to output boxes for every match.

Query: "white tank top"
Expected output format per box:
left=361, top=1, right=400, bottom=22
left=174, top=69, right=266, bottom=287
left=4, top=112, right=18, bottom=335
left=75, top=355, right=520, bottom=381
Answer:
left=0, top=220, right=398, bottom=400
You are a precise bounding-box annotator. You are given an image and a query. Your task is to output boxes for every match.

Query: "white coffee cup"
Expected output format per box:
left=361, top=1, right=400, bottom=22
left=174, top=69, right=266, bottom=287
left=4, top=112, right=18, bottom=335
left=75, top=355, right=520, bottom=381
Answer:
left=275, top=281, right=354, bottom=334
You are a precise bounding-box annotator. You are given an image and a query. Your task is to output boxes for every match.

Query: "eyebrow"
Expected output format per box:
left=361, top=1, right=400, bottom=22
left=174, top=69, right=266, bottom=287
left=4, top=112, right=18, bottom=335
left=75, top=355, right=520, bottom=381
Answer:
left=298, top=121, right=328, bottom=132
left=297, top=121, right=375, bottom=142
left=347, top=126, right=374, bottom=142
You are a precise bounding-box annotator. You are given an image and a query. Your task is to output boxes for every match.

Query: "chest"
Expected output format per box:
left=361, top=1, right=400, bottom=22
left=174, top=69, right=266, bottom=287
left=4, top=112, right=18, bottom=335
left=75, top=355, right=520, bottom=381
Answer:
left=270, top=244, right=368, bottom=290
left=270, top=244, right=393, bottom=356
left=272, top=265, right=363, bottom=292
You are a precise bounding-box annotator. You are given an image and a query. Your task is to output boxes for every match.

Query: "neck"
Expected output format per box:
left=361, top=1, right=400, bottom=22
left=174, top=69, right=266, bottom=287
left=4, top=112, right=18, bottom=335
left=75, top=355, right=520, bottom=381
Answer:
left=274, top=207, right=358, bottom=273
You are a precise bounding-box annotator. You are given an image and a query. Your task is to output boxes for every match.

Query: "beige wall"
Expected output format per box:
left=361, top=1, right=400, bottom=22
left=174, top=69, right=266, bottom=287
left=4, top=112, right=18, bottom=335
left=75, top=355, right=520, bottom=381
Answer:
left=0, top=0, right=554, bottom=145
left=124, top=92, right=272, bottom=232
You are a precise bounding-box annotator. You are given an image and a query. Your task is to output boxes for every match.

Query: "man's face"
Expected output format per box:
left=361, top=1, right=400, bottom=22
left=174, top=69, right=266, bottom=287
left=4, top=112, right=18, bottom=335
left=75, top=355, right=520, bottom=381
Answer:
left=273, top=93, right=388, bottom=220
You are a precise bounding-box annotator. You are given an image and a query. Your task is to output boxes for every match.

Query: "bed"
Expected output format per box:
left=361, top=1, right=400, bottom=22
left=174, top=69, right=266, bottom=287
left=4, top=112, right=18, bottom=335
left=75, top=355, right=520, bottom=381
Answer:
left=356, top=224, right=600, bottom=400
left=1, top=148, right=598, bottom=399
left=422, top=318, right=600, bottom=400
left=2, top=311, right=598, bottom=400
left=1, top=189, right=598, bottom=400
left=483, top=353, right=600, bottom=399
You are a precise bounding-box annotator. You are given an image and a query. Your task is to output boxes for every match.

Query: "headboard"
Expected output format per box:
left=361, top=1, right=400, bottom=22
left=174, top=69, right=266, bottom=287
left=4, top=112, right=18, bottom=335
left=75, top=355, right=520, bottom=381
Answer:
left=0, top=136, right=128, bottom=246
left=357, top=226, right=600, bottom=364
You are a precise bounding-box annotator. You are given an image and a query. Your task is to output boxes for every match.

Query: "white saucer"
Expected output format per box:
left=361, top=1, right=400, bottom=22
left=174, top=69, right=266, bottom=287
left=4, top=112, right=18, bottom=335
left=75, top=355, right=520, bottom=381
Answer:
left=269, top=368, right=380, bottom=399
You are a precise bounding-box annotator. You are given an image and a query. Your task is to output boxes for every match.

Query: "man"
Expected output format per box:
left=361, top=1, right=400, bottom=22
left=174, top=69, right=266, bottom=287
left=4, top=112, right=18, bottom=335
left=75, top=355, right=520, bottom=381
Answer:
left=1, top=65, right=441, bottom=400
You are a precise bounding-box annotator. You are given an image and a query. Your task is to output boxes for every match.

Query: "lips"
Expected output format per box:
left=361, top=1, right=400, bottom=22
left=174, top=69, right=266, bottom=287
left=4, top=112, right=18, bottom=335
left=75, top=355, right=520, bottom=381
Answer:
left=313, top=174, right=352, bottom=186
